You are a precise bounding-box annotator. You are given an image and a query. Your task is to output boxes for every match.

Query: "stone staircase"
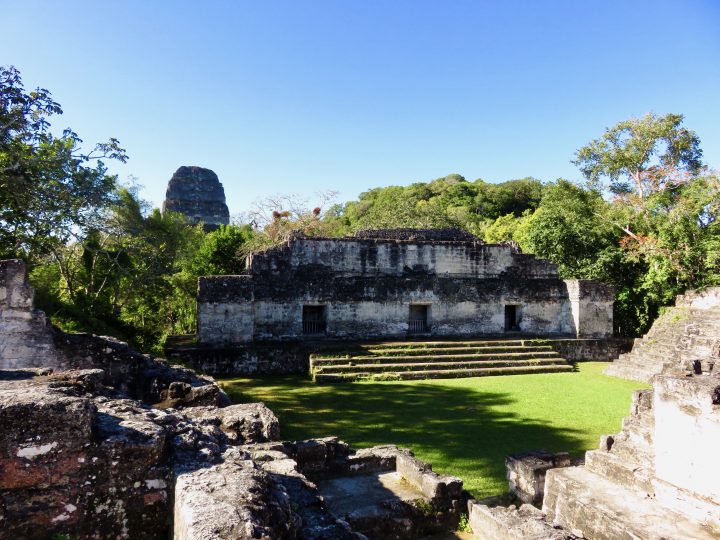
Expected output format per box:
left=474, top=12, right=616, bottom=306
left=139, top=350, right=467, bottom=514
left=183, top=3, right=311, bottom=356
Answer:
left=310, top=339, right=574, bottom=382
left=605, top=288, right=720, bottom=382
left=541, top=387, right=718, bottom=539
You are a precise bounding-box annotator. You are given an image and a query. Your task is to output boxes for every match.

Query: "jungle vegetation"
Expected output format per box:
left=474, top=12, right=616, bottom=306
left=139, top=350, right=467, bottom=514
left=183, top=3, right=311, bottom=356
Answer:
left=2, top=66, right=718, bottom=353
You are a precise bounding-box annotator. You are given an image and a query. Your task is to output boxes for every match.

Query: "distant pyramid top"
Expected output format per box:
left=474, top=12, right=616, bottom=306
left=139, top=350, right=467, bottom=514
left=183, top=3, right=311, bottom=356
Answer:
left=162, top=166, right=230, bottom=229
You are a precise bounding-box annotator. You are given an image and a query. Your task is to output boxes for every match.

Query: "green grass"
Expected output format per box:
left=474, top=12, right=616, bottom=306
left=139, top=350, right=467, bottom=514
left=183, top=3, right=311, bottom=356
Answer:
left=220, top=362, right=648, bottom=498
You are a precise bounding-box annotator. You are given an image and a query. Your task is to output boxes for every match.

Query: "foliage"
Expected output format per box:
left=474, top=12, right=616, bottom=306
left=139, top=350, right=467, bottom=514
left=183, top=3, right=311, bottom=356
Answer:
left=222, top=362, right=647, bottom=497
left=188, top=224, right=254, bottom=275
left=573, top=113, right=702, bottom=197
left=0, top=65, right=127, bottom=260
left=240, top=191, right=345, bottom=255
left=339, top=174, right=545, bottom=235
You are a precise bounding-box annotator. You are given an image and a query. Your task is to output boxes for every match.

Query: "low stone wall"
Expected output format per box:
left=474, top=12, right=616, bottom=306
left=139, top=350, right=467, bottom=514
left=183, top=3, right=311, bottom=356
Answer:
left=547, top=337, right=633, bottom=362
left=55, top=332, right=229, bottom=408
left=165, top=341, right=313, bottom=375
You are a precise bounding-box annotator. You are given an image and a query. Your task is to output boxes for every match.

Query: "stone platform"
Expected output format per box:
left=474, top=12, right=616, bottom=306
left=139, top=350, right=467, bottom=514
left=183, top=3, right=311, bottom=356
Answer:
left=166, top=336, right=631, bottom=378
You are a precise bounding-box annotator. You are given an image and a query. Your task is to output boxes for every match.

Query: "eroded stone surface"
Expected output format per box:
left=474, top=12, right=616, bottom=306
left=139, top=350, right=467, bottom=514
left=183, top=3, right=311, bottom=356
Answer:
left=468, top=501, right=575, bottom=540
left=505, top=450, right=572, bottom=506
left=184, top=402, right=280, bottom=443
left=162, top=166, right=229, bottom=229
left=605, top=287, right=720, bottom=382
left=0, top=259, right=60, bottom=369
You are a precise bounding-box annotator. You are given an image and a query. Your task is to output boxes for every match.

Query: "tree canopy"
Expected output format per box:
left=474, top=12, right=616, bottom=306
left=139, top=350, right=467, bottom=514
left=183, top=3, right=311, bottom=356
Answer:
left=573, top=113, right=703, bottom=198
left=0, top=66, right=127, bottom=260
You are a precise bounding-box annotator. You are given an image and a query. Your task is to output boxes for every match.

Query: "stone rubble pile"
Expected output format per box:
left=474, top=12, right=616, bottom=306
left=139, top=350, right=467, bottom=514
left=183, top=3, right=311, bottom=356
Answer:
left=1, top=367, right=466, bottom=539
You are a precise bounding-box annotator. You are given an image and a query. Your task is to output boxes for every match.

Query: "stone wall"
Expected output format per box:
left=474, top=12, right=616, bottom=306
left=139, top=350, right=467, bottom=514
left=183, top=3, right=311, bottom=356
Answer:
left=653, top=373, right=720, bottom=523
left=165, top=340, right=312, bottom=375
left=198, top=234, right=615, bottom=345
left=547, top=337, right=633, bottom=362
left=0, top=259, right=60, bottom=369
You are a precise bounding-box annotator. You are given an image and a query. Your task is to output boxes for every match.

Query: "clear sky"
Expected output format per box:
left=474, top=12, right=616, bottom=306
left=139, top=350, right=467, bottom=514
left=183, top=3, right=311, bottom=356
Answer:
left=3, top=0, right=719, bottom=217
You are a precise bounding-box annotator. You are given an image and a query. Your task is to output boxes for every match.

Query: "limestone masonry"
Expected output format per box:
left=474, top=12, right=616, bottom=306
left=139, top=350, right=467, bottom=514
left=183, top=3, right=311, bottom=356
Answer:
left=197, top=229, right=615, bottom=345
left=1, top=256, right=719, bottom=538
left=0, top=259, right=60, bottom=369
left=162, top=166, right=230, bottom=229
left=0, top=258, right=466, bottom=538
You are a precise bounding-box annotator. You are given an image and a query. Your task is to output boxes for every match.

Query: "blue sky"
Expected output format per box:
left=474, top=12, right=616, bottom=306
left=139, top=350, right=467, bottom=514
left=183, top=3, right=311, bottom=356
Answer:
left=3, top=0, right=719, bottom=217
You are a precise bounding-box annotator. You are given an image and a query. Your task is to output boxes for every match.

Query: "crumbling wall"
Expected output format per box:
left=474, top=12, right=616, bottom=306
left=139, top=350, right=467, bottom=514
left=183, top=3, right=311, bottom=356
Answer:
left=198, top=235, right=617, bottom=346
left=0, top=259, right=60, bottom=369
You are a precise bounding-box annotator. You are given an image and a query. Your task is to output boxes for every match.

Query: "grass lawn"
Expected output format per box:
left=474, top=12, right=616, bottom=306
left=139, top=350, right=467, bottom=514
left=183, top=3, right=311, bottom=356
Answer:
left=220, top=362, right=648, bottom=498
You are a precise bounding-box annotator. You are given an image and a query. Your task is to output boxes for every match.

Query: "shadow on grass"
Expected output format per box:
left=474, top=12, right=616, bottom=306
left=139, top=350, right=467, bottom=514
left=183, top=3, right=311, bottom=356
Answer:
left=222, top=375, right=591, bottom=496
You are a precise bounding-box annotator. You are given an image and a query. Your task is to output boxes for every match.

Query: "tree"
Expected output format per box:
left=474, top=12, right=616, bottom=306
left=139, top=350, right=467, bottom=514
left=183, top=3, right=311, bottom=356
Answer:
left=0, top=65, right=127, bottom=259
left=573, top=113, right=702, bottom=198
left=523, top=180, right=617, bottom=278
left=474, top=177, right=544, bottom=219
left=188, top=224, right=254, bottom=275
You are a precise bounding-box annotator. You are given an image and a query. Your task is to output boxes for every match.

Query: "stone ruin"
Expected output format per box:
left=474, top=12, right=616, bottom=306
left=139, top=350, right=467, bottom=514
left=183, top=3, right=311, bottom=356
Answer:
left=0, top=258, right=467, bottom=538
left=1, top=368, right=466, bottom=539
left=3, top=255, right=720, bottom=539
left=0, top=259, right=59, bottom=369
left=605, top=287, right=720, bottom=382
left=467, top=288, right=720, bottom=539
left=162, top=166, right=230, bottom=230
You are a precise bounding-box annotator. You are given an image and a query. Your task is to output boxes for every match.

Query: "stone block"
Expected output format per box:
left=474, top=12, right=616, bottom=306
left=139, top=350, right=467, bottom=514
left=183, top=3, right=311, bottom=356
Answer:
left=506, top=450, right=571, bottom=506
left=468, top=500, right=571, bottom=540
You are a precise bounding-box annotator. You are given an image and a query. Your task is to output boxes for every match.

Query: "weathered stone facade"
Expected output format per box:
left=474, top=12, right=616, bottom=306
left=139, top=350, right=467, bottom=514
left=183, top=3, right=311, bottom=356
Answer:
left=198, top=230, right=615, bottom=345
left=0, top=259, right=60, bottom=369
left=162, top=166, right=230, bottom=229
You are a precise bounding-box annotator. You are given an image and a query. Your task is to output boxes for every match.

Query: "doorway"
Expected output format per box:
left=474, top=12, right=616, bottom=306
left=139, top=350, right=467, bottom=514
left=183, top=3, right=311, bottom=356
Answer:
left=303, top=305, right=327, bottom=335
left=409, top=304, right=429, bottom=333
left=504, top=305, right=520, bottom=332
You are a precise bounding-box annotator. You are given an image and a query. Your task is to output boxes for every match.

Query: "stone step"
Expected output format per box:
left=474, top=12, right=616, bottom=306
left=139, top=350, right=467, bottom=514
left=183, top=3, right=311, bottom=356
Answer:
left=584, top=450, right=654, bottom=494
left=603, top=435, right=654, bottom=467
left=621, top=416, right=654, bottom=445
left=311, top=351, right=562, bottom=366
left=314, top=358, right=569, bottom=374
left=604, top=362, right=660, bottom=383
left=365, top=339, right=528, bottom=348
left=359, top=345, right=555, bottom=356
left=314, top=364, right=574, bottom=383
left=543, top=466, right=716, bottom=540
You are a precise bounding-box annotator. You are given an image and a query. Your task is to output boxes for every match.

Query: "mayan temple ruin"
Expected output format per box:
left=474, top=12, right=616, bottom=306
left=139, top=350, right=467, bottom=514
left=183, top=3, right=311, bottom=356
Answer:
left=162, top=166, right=230, bottom=229
left=2, top=248, right=719, bottom=538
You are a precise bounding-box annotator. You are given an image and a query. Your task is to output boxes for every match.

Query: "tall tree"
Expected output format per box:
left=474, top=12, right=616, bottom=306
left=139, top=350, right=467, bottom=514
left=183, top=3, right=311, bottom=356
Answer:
left=573, top=113, right=702, bottom=198
left=0, top=65, right=127, bottom=260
